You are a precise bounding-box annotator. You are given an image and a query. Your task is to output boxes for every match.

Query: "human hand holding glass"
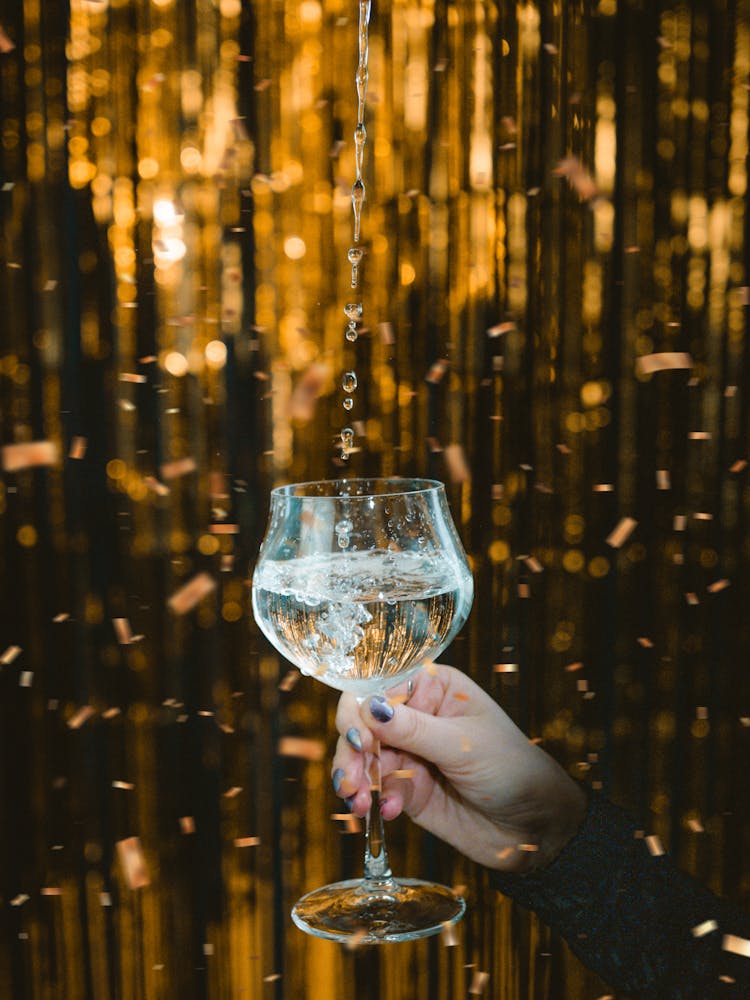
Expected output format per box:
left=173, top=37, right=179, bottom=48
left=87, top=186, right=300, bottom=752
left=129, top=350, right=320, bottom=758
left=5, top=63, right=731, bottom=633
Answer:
left=251, top=478, right=473, bottom=943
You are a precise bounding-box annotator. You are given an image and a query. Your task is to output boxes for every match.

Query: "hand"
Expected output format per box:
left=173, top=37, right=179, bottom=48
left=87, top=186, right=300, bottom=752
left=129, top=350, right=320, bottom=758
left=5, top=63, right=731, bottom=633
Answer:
left=331, top=664, right=588, bottom=873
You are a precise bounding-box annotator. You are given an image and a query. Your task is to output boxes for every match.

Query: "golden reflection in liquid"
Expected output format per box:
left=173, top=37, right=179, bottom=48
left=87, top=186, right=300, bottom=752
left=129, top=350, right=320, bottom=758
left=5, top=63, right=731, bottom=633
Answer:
left=0, top=1, right=749, bottom=997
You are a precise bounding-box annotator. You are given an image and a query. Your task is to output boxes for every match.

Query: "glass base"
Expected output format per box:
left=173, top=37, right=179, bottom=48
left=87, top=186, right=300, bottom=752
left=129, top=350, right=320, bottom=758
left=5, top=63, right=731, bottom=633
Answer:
left=291, top=876, right=465, bottom=944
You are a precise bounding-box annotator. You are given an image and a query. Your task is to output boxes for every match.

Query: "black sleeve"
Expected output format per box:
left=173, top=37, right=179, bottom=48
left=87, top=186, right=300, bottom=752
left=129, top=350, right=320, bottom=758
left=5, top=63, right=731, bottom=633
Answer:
left=489, top=792, right=750, bottom=998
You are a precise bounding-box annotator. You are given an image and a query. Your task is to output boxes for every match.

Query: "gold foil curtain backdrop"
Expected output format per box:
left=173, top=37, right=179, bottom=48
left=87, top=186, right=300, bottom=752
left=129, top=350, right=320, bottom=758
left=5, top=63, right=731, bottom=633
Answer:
left=1, top=1, right=750, bottom=999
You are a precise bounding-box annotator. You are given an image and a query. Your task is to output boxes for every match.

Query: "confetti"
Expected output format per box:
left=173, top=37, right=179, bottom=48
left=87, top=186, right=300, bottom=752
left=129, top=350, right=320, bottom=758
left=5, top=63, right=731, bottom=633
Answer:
left=278, top=670, right=300, bottom=692
left=552, top=156, right=599, bottom=201
left=444, top=444, right=471, bottom=483
left=1, top=645, right=22, bottom=665
left=673, top=514, right=687, bottom=531
left=723, top=934, right=750, bottom=958
left=179, top=816, right=196, bottom=834
left=100, top=892, right=112, bottom=907
left=52, top=613, right=70, bottom=622
left=112, top=781, right=134, bottom=790
left=692, top=919, right=718, bottom=937
left=288, top=362, right=331, bottom=423
left=19, top=671, right=33, bottom=687
left=331, top=814, right=361, bottom=833
left=67, top=706, right=96, bottom=730
left=593, top=483, right=614, bottom=492
left=378, top=321, right=395, bottom=344
left=102, top=707, right=121, bottom=719
left=425, top=358, right=449, bottom=383
left=687, top=818, right=705, bottom=833
left=69, top=436, right=88, bottom=460
left=391, top=769, right=417, bottom=779
left=116, top=837, right=150, bottom=890
left=0, top=25, right=16, bottom=52
left=208, top=523, right=239, bottom=534
left=730, top=459, right=748, bottom=474
left=689, top=431, right=711, bottom=441
left=119, top=372, right=147, bottom=383
left=144, top=476, right=170, bottom=496
left=494, top=663, right=518, bottom=673
left=203, top=942, right=214, bottom=956
left=160, top=457, right=197, bottom=480
left=10, top=894, right=29, bottom=907
left=2, top=440, right=58, bottom=472
left=234, top=837, right=260, bottom=848
left=441, top=922, right=459, bottom=946
left=685, top=592, right=699, bottom=606
left=277, top=737, right=325, bottom=761
left=707, top=579, right=730, bottom=594
left=606, top=516, right=638, bottom=548
left=645, top=834, right=664, bottom=856
left=486, top=321, right=516, bottom=338
left=565, top=661, right=584, bottom=672
left=518, top=843, right=539, bottom=852
left=468, top=970, right=490, bottom=995
left=635, top=352, right=693, bottom=376
left=167, top=573, right=216, bottom=614
left=40, top=887, right=62, bottom=897
left=656, top=469, right=670, bottom=490
left=524, top=555, right=544, bottom=573
left=112, top=618, right=133, bottom=644
left=637, top=637, right=654, bottom=648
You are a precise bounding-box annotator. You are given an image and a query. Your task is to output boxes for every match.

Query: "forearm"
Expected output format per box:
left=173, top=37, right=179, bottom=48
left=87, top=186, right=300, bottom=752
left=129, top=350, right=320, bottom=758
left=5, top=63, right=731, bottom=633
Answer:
left=490, top=792, right=750, bottom=998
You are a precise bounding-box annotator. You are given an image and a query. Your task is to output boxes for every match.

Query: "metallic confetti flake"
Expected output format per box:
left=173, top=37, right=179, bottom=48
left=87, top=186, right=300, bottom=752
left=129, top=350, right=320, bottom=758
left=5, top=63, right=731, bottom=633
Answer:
left=234, top=837, right=260, bottom=848
left=692, top=919, right=718, bottom=937
left=167, top=573, right=216, bottom=614
left=645, top=835, right=664, bottom=856
left=116, top=837, right=150, bottom=890
left=722, top=934, right=750, bottom=958
left=67, top=706, right=96, bottom=730
left=0, top=645, right=22, bottom=665
left=634, top=352, right=693, bottom=376
left=160, top=457, right=197, bottom=480
left=1, top=440, right=58, bottom=472
left=277, top=737, right=325, bottom=761
left=606, top=517, right=638, bottom=548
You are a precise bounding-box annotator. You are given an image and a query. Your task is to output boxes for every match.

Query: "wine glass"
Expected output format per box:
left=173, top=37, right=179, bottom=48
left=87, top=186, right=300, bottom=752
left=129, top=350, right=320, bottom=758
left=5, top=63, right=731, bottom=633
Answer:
left=251, top=477, right=474, bottom=944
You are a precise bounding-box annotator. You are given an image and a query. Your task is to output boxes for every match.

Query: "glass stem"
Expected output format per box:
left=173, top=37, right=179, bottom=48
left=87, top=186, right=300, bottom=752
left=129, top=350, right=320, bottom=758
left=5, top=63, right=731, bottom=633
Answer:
left=363, top=738, right=393, bottom=883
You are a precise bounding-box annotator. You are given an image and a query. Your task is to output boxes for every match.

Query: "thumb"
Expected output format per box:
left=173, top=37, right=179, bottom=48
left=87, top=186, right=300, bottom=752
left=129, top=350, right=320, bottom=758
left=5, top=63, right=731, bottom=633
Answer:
left=360, top=694, right=466, bottom=770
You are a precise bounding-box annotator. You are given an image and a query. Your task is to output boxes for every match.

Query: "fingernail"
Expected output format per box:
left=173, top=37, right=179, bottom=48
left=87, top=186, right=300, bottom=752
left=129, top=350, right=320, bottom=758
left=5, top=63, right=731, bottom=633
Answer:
left=369, top=695, right=394, bottom=723
left=332, top=768, right=345, bottom=795
left=346, top=727, right=362, bottom=751
left=344, top=796, right=355, bottom=813
left=379, top=797, right=389, bottom=815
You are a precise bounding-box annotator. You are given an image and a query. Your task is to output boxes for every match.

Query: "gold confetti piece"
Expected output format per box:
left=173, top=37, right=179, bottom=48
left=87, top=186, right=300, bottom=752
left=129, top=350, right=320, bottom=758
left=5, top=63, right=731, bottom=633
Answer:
left=606, top=516, right=637, bottom=548
left=565, top=661, right=584, bottom=672
left=496, top=846, right=515, bottom=861
left=19, top=671, right=33, bottom=687
left=263, top=973, right=282, bottom=983
left=707, top=579, right=730, bottom=594
left=144, top=476, right=170, bottom=496
left=687, top=818, right=705, bottom=833
left=524, top=555, right=544, bottom=573
left=208, top=523, right=239, bottom=535
left=180, top=816, right=196, bottom=834
left=167, top=573, right=216, bottom=614
left=160, top=457, right=197, bottom=480
left=730, top=459, right=748, bottom=473
left=197, top=710, right=215, bottom=717
left=468, top=970, right=490, bottom=995
left=287, top=362, right=331, bottom=423
left=331, top=814, right=361, bottom=834
left=69, top=436, right=87, bottom=460
left=645, top=835, right=664, bottom=856
left=517, top=583, right=530, bottom=598
left=112, top=618, right=133, bottom=644
left=52, top=613, right=70, bottom=623
left=203, top=942, right=214, bottom=956
left=694, top=512, right=713, bottom=520
left=100, top=892, right=112, bottom=907
left=112, top=781, right=134, bottom=790
left=689, top=431, right=711, bottom=440
left=67, top=705, right=96, bottom=730
left=723, top=934, right=750, bottom=958
left=0, top=25, right=16, bottom=51
left=234, top=836, right=260, bottom=848
left=635, top=352, right=693, bottom=376
left=426, top=436, right=443, bottom=453
left=224, top=786, right=242, bottom=798
left=102, top=707, right=121, bottom=719
left=452, top=692, right=470, bottom=703
left=673, top=514, right=687, bottom=531
left=656, top=469, right=670, bottom=490
left=441, top=922, right=459, bottom=946
left=518, top=843, right=539, bottom=852
left=637, top=637, right=654, bottom=648
left=740, top=717, right=750, bottom=727
left=277, top=737, right=325, bottom=761
left=10, top=894, right=29, bottom=907
left=576, top=678, right=589, bottom=692
left=552, top=156, right=599, bottom=201
left=444, top=444, right=471, bottom=483
left=1, top=645, right=22, bottom=665
left=692, top=919, right=718, bottom=937
left=593, top=483, right=614, bottom=492
left=2, top=440, right=58, bottom=472
left=119, top=372, right=147, bottom=383
left=116, top=837, right=150, bottom=890
left=486, top=321, right=516, bottom=337
left=40, top=887, right=62, bottom=896
left=278, top=670, right=300, bottom=692
left=696, top=706, right=709, bottom=720
left=378, top=321, right=395, bottom=344
left=583, top=691, right=596, bottom=700
left=425, top=358, right=449, bottom=383
left=392, top=769, right=416, bottom=779
left=494, top=663, right=518, bottom=673
left=685, top=592, right=699, bottom=606
left=719, top=975, right=736, bottom=984
left=118, top=399, right=135, bottom=411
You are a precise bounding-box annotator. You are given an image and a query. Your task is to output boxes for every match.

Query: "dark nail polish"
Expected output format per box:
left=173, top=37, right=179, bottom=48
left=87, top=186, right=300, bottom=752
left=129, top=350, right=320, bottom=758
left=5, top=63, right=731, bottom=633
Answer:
left=346, top=727, right=362, bottom=751
left=332, top=768, right=345, bottom=795
left=369, top=695, right=394, bottom=723
left=344, top=796, right=355, bottom=813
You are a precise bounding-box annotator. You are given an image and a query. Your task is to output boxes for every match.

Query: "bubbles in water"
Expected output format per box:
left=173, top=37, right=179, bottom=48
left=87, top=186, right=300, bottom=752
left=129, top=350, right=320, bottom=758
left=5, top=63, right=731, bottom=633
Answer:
left=345, top=324, right=358, bottom=342
left=342, top=371, right=358, bottom=393
left=347, top=247, right=363, bottom=265
left=338, top=534, right=350, bottom=548
left=343, top=397, right=354, bottom=411
left=344, top=302, right=363, bottom=321
left=335, top=518, right=353, bottom=535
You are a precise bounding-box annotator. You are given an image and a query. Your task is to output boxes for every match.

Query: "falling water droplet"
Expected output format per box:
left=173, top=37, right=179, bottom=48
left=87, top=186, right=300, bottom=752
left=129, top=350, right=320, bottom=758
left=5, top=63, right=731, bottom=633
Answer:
left=343, top=397, right=354, bottom=411
left=344, top=302, right=363, bottom=321
left=341, top=427, right=355, bottom=450
left=342, top=371, right=358, bottom=393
